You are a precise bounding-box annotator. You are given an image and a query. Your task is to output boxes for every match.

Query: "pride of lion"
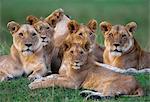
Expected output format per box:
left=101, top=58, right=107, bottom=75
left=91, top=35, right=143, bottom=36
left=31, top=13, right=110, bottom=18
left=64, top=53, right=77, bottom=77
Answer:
left=0, top=8, right=149, bottom=100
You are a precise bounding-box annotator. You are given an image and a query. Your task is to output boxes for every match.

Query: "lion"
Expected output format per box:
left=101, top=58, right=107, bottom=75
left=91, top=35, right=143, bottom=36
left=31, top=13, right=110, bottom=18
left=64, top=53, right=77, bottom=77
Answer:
left=59, top=19, right=104, bottom=63
left=26, top=15, right=55, bottom=74
left=57, top=19, right=105, bottom=75
left=100, top=21, right=150, bottom=70
left=0, top=21, right=47, bottom=81
left=28, top=42, right=143, bottom=100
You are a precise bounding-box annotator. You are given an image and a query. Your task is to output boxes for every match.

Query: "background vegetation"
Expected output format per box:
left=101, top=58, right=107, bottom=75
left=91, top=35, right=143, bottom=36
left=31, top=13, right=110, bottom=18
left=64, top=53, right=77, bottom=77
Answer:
left=0, top=0, right=149, bottom=102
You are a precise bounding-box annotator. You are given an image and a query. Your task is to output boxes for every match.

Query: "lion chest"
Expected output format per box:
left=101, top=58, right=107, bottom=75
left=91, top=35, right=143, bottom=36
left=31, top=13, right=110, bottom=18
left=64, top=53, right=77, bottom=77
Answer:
left=23, top=62, right=36, bottom=74
left=21, top=56, right=44, bottom=74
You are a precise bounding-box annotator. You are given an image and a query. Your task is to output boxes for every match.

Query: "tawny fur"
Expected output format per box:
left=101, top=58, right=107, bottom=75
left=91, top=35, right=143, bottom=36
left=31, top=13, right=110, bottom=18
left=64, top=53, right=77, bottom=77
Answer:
left=50, top=9, right=71, bottom=73
left=26, top=15, right=55, bottom=73
left=57, top=19, right=105, bottom=75
left=0, top=22, right=47, bottom=81
left=59, top=19, right=104, bottom=63
left=26, top=8, right=71, bottom=74
left=29, top=43, right=143, bottom=97
left=100, top=21, right=150, bottom=70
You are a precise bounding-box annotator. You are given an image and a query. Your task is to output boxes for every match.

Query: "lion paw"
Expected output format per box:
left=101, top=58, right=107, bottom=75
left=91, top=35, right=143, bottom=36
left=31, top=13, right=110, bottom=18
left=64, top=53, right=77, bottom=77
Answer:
left=28, top=74, right=42, bottom=81
left=80, top=90, right=96, bottom=97
left=0, top=74, right=13, bottom=82
left=28, top=77, right=49, bottom=89
left=28, top=81, right=38, bottom=89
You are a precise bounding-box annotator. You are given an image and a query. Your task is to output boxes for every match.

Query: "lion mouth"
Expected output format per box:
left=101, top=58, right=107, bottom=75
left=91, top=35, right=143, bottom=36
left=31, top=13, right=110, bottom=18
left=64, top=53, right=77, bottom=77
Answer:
left=42, top=40, right=48, bottom=43
left=21, top=48, right=34, bottom=56
left=72, top=63, right=84, bottom=70
left=114, top=49, right=122, bottom=52
left=111, top=49, right=122, bottom=53
left=72, top=65, right=81, bottom=70
left=22, top=49, right=34, bottom=53
left=41, top=39, right=49, bottom=46
left=110, top=49, right=122, bottom=56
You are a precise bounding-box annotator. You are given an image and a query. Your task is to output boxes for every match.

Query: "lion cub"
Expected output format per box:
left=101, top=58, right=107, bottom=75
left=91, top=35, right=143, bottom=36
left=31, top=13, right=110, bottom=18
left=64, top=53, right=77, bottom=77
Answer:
left=29, top=41, right=143, bottom=100
left=60, top=19, right=104, bottom=63
left=58, top=19, right=105, bottom=75
left=100, top=21, right=150, bottom=70
left=0, top=21, right=47, bottom=81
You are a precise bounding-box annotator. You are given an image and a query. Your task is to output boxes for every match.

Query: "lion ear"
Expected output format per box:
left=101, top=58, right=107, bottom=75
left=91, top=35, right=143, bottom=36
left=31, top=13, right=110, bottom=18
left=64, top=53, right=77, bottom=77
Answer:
left=45, top=8, right=64, bottom=28
left=7, top=21, right=20, bottom=34
left=126, top=22, right=137, bottom=33
left=99, top=21, right=112, bottom=34
left=26, top=15, right=39, bottom=25
left=67, top=20, right=79, bottom=34
left=87, top=19, right=97, bottom=33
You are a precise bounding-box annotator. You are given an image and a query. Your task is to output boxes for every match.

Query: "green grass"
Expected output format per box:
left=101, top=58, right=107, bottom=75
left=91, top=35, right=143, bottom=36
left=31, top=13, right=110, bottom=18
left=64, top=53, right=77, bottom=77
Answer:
left=0, top=0, right=150, bottom=101
left=0, top=74, right=149, bottom=102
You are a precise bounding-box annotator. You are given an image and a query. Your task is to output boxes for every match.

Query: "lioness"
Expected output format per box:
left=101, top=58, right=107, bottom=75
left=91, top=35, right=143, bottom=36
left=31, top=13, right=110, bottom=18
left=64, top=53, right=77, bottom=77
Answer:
left=0, top=21, right=47, bottom=81
left=59, top=19, right=104, bottom=63
left=26, top=15, right=55, bottom=74
left=100, top=21, right=150, bottom=70
left=29, top=42, right=143, bottom=100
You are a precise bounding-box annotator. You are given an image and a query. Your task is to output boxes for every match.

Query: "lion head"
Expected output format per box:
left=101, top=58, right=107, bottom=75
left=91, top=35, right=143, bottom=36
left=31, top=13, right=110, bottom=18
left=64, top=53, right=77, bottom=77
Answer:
left=26, top=14, right=57, bottom=46
left=58, top=19, right=97, bottom=58
left=62, top=41, right=89, bottom=70
left=66, top=19, right=97, bottom=50
left=48, top=8, right=71, bottom=47
left=7, top=21, right=42, bottom=56
left=100, top=21, right=137, bottom=56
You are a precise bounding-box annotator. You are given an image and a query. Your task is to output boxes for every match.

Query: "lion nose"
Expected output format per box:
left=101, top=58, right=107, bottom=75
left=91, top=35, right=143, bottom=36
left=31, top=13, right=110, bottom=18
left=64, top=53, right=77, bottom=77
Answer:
left=25, top=44, right=32, bottom=47
left=113, top=43, right=120, bottom=47
left=41, top=37, right=46, bottom=40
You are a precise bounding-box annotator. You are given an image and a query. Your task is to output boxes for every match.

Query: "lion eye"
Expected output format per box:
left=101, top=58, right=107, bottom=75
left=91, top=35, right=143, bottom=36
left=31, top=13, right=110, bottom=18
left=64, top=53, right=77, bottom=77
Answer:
left=32, top=33, right=36, bottom=36
left=89, top=32, right=93, bottom=35
left=19, top=33, right=23, bottom=36
left=70, top=51, right=74, bottom=54
left=46, top=26, right=50, bottom=29
left=79, top=33, right=83, bottom=36
left=80, top=51, right=84, bottom=54
left=109, top=33, right=113, bottom=36
left=39, top=26, right=42, bottom=30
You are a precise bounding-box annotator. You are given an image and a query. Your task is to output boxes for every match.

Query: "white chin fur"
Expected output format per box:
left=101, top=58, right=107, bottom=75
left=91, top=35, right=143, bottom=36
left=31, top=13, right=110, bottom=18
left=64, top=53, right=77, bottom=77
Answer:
left=110, top=52, right=122, bottom=57
left=42, top=42, right=48, bottom=46
left=22, top=51, right=33, bottom=56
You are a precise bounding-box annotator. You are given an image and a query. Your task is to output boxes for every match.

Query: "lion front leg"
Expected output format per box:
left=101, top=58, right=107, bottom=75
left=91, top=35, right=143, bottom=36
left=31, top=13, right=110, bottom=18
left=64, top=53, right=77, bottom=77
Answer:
left=0, top=65, right=24, bottom=82
left=28, top=64, right=47, bottom=81
left=45, top=55, right=52, bottom=74
left=0, top=70, right=13, bottom=82
left=28, top=74, right=78, bottom=90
